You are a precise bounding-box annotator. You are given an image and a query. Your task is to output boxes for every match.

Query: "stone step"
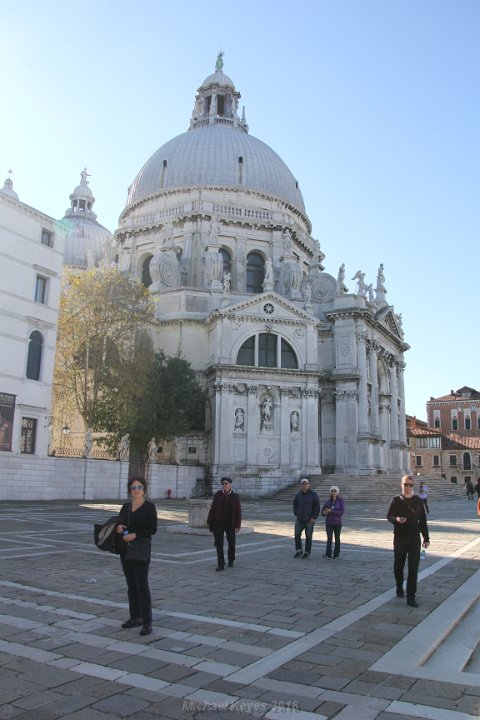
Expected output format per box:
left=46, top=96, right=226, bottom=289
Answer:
left=267, top=473, right=465, bottom=503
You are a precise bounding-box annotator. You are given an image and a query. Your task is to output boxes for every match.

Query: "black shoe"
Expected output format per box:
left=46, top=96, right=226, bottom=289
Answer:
left=396, top=588, right=404, bottom=598
left=294, top=551, right=302, bottom=558
left=121, top=618, right=143, bottom=629
left=216, top=565, right=225, bottom=571
left=322, top=554, right=332, bottom=560
left=140, top=624, right=152, bottom=636
left=407, top=597, right=419, bottom=607
left=228, top=561, right=234, bottom=567
left=302, top=553, right=310, bottom=559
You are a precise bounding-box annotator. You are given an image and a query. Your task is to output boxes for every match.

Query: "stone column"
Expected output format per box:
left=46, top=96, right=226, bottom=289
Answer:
left=398, top=361, right=407, bottom=445
left=389, top=358, right=400, bottom=445
left=304, top=386, right=320, bottom=473
left=357, top=334, right=369, bottom=436
left=369, top=342, right=380, bottom=437
left=335, top=385, right=359, bottom=473
left=246, top=384, right=258, bottom=468
left=279, top=386, right=291, bottom=467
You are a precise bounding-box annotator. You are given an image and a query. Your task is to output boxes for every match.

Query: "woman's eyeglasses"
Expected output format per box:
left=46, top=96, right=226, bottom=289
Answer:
left=130, top=485, right=144, bottom=490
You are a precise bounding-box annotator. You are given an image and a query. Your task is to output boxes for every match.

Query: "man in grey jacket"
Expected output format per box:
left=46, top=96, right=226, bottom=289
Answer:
left=293, top=479, right=320, bottom=558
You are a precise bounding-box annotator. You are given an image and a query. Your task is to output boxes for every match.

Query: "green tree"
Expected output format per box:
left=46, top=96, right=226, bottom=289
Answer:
left=54, top=267, right=154, bottom=433
left=97, top=350, right=206, bottom=462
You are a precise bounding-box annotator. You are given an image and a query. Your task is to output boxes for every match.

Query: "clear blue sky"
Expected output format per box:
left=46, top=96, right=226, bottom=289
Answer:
left=2, top=0, right=479, bottom=420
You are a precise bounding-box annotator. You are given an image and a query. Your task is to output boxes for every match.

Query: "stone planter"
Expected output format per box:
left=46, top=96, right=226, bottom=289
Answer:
left=187, top=498, right=212, bottom=528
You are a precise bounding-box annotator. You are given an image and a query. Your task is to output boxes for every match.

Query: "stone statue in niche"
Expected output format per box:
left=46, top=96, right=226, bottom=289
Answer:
left=234, top=408, right=245, bottom=431
left=290, top=411, right=299, bottom=432
left=282, top=228, right=293, bottom=255
left=147, top=437, right=157, bottom=463
left=204, top=248, right=223, bottom=289
left=261, top=396, right=273, bottom=431
left=262, top=258, right=274, bottom=291
left=303, top=282, right=311, bottom=306
left=117, top=433, right=130, bottom=462
left=223, top=271, right=231, bottom=293
left=209, top=216, right=221, bottom=244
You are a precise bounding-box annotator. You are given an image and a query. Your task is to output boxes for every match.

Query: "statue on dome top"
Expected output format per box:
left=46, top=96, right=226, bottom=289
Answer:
left=80, top=168, right=91, bottom=185
left=215, top=51, right=224, bottom=72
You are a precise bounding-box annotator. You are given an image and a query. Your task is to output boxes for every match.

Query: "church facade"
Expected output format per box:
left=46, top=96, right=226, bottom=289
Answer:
left=114, top=55, right=409, bottom=490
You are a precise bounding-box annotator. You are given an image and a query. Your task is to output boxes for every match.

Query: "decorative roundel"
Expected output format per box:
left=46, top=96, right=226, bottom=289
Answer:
left=263, top=303, right=274, bottom=315
left=311, top=273, right=337, bottom=303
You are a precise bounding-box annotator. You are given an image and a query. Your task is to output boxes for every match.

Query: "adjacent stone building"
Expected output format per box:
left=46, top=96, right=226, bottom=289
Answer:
left=0, top=174, right=64, bottom=456
left=115, top=55, right=410, bottom=491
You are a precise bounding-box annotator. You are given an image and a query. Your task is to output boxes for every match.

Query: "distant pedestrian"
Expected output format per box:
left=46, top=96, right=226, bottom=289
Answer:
left=207, top=477, right=242, bottom=571
left=418, top=481, right=429, bottom=514
left=465, top=478, right=475, bottom=500
left=387, top=475, right=430, bottom=608
left=321, top=486, right=345, bottom=559
left=475, top=478, right=480, bottom=498
left=293, top=479, right=320, bottom=559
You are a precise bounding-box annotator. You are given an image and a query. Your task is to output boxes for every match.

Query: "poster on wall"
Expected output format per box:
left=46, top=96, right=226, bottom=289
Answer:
left=0, top=393, right=16, bottom=451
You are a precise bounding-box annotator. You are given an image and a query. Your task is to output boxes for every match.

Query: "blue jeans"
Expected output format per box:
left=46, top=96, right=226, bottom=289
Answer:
left=326, top=524, right=342, bottom=558
left=295, top=520, right=314, bottom=555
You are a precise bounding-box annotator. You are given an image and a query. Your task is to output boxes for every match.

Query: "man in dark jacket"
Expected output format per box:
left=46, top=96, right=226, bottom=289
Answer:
left=387, top=475, right=430, bottom=607
left=293, top=478, right=320, bottom=558
left=207, top=477, right=242, bottom=571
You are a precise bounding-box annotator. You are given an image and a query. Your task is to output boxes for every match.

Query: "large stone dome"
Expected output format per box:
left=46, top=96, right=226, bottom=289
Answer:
left=122, top=54, right=307, bottom=219
left=125, top=125, right=306, bottom=214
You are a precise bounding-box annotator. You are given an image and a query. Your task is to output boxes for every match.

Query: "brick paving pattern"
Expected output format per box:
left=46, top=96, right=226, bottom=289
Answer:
left=0, top=493, right=479, bottom=719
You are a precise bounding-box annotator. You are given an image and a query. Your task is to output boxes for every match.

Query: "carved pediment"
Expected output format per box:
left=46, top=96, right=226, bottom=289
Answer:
left=212, top=292, right=316, bottom=325
left=375, top=306, right=404, bottom=339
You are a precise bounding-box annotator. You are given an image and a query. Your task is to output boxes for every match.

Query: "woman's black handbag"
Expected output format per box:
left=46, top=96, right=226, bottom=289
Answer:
left=125, top=537, right=151, bottom=563
left=94, top=517, right=121, bottom=554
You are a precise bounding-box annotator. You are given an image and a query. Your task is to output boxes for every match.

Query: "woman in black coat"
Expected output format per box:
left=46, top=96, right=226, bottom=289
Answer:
left=116, top=477, right=157, bottom=635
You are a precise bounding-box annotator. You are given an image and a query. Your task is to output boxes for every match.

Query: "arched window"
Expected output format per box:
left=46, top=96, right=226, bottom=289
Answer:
left=246, top=252, right=264, bottom=293
left=26, top=331, right=43, bottom=380
left=237, top=333, right=298, bottom=369
left=141, top=255, right=153, bottom=288
left=220, top=248, right=231, bottom=278
left=463, top=452, right=471, bottom=471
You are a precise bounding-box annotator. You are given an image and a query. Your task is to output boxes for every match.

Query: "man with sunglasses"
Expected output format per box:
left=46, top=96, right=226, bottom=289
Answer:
left=387, top=474, right=430, bottom=607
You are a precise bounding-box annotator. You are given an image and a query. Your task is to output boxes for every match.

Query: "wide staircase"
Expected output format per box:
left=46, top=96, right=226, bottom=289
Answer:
left=270, top=473, right=466, bottom=504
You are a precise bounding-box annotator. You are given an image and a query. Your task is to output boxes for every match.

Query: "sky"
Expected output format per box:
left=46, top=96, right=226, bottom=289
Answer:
left=1, top=0, right=479, bottom=421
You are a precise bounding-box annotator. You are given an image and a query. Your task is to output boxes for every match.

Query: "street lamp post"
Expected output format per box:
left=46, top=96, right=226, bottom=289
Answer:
left=61, top=425, right=70, bottom=454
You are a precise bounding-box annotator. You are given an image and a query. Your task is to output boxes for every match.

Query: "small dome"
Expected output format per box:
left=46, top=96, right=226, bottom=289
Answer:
left=61, top=169, right=113, bottom=268
left=1, top=175, right=19, bottom=201
left=199, top=70, right=235, bottom=90
left=71, top=182, right=94, bottom=200
left=62, top=215, right=113, bottom=268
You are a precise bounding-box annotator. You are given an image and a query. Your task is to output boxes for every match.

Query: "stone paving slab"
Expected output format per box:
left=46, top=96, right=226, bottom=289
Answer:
left=0, top=497, right=479, bottom=719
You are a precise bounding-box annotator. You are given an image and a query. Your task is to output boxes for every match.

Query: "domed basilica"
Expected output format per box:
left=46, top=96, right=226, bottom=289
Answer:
left=115, top=53, right=409, bottom=490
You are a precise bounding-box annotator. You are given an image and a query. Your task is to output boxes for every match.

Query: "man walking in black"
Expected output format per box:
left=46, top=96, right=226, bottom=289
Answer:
left=293, top=478, right=320, bottom=558
left=207, top=477, right=242, bottom=571
left=387, top=475, right=430, bottom=607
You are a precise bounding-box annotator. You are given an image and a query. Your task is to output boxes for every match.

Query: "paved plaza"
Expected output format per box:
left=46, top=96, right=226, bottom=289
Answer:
left=0, top=491, right=479, bottom=720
